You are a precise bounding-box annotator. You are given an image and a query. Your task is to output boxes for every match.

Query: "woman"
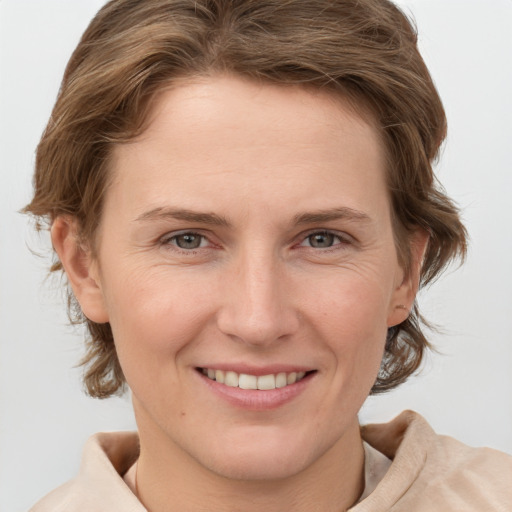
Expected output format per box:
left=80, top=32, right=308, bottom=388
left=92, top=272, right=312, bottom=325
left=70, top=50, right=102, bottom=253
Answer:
left=23, top=0, right=511, bottom=510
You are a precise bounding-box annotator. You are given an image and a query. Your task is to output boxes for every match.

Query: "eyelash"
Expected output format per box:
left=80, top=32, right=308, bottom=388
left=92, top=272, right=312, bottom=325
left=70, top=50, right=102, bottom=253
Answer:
left=159, top=229, right=352, bottom=255
left=159, top=231, right=211, bottom=253
left=297, top=231, right=350, bottom=251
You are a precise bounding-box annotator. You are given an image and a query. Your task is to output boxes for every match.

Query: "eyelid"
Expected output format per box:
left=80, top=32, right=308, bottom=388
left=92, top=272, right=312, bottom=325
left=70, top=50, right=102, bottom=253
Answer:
left=157, top=228, right=354, bottom=253
left=296, top=229, right=354, bottom=247
left=159, top=229, right=215, bottom=249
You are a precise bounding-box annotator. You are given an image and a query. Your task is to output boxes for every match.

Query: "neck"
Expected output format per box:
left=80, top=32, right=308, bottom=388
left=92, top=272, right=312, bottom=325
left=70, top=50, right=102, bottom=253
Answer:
left=134, top=416, right=365, bottom=512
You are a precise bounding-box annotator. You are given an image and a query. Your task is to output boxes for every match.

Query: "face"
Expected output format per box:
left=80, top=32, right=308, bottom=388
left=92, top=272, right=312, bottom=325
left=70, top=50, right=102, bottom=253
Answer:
left=69, top=75, right=415, bottom=480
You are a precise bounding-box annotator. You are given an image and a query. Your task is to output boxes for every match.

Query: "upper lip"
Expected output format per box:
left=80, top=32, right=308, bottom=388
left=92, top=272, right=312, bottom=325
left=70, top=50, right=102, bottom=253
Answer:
left=196, top=364, right=315, bottom=376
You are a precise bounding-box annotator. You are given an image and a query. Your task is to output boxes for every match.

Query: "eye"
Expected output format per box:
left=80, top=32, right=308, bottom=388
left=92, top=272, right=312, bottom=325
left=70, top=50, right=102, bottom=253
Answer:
left=164, top=232, right=208, bottom=250
left=300, top=231, right=345, bottom=249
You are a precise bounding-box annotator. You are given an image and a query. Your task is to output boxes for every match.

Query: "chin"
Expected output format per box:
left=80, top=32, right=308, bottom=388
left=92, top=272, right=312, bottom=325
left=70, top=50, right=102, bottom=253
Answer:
left=209, top=452, right=310, bottom=482
left=195, top=430, right=324, bottom=482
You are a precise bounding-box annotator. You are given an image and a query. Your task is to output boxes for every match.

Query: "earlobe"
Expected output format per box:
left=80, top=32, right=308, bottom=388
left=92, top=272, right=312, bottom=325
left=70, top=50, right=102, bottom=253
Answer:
left=51, top=217, right=109, bottom=324
left=387, top=229, right=429, bottom=327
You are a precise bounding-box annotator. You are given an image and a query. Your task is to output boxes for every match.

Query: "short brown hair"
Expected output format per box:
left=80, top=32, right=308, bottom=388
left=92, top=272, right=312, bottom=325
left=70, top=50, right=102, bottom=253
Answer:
left=25, top=0, right=467, bottom=398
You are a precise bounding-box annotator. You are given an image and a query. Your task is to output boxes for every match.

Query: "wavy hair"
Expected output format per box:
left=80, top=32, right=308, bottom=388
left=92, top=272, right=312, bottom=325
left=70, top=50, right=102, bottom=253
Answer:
left=25, top=0, right=467, bottom=397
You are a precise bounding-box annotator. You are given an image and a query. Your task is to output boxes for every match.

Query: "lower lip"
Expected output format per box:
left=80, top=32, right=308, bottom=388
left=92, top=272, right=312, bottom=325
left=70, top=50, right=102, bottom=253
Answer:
left=196, top=370, right=315, bottom=410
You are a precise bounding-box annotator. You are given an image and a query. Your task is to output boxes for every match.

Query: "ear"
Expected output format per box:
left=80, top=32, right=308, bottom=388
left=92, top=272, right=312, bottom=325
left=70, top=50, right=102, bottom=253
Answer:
left=387, top=229, right=429, bottom=327
left=51, top=217, right=109, bottom=324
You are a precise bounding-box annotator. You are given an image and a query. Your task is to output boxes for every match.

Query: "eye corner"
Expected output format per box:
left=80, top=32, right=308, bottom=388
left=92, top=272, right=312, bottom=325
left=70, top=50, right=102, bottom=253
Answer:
left=296, top=229, right=353, bottom=251
left=159, top=230, right=214, bottom=252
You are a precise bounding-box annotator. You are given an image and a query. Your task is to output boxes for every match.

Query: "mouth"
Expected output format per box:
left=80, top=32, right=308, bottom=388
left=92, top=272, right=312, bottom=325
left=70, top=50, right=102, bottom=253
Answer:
left=197, top=368, right=314, bottom=390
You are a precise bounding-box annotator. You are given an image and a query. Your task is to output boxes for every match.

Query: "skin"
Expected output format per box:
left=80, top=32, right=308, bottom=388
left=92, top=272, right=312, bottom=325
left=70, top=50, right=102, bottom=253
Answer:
left=53, top=75, right=425, bottom=512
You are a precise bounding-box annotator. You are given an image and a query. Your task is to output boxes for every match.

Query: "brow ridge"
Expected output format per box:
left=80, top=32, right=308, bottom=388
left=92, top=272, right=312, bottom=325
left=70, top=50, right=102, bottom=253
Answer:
left=293, top=207, right=372, bottom=225
left=135, top=206, right=371, bottom=227
left=135, top=207, right=230, bottom=227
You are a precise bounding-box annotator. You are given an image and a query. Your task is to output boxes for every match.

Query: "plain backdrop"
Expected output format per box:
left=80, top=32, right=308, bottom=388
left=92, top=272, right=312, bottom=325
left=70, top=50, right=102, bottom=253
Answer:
left=1, top=0, right=511, bottom=510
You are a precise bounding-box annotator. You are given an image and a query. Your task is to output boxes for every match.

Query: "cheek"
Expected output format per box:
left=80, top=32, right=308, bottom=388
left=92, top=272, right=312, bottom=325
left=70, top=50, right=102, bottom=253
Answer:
left=304, top=274, right=390, bottom=382
left=305, top=267, right=393, bottom=338
left=102, top=266, right=216, bottom=379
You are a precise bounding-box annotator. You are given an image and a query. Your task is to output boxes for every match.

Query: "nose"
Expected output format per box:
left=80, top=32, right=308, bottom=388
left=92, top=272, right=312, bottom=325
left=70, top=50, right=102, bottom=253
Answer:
left=216, top=249, right=300, bottom=348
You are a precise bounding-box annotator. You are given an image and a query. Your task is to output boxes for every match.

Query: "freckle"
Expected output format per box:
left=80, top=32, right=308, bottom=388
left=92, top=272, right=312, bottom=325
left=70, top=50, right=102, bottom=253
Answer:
left=181, top=411, right=186, bottom=417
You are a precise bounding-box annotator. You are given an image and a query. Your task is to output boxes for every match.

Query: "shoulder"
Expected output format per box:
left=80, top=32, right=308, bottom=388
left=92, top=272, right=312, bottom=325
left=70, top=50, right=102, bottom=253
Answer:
left=29, top=431, right=145, bottom=512
left=357, top=410, right=512, bottom=511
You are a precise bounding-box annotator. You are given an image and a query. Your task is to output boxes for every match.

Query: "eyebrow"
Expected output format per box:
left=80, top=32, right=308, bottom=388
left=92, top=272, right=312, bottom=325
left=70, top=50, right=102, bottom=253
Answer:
left=293, top=207, right=372, bottom=225
left=135, top=206, right=371, bottom=227
left=135, top=207, right=230, bottom=226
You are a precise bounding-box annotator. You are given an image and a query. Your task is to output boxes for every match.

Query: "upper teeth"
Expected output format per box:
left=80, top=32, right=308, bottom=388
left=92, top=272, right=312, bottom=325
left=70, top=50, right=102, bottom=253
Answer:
left=202, top=369, right=307, bottom=390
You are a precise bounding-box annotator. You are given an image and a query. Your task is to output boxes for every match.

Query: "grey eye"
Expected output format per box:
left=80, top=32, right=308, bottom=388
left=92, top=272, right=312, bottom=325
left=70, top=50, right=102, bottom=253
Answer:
left=174, top=233, right=203, bottom=249
left=307, top=232, right=336, bottom=248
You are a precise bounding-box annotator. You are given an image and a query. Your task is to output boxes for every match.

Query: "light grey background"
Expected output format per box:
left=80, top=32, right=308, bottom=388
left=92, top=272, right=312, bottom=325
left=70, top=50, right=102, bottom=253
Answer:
left=1, top=1, right=511, bottom=510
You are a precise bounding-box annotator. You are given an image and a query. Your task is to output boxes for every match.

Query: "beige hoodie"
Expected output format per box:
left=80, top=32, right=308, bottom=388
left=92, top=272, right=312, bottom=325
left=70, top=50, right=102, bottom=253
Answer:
left=29, top=411, right=512, bottom=512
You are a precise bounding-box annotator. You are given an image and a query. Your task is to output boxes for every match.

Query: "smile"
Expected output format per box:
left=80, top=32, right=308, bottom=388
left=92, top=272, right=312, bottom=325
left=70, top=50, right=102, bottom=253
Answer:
left=199, top=368, right=308, bottom=390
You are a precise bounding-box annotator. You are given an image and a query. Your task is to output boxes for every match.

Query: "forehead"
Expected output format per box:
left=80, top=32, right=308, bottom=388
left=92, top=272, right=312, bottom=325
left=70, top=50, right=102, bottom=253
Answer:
left=136, top=75, right=381, bottom=152
left=107, top=74, right=388, bottom=222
